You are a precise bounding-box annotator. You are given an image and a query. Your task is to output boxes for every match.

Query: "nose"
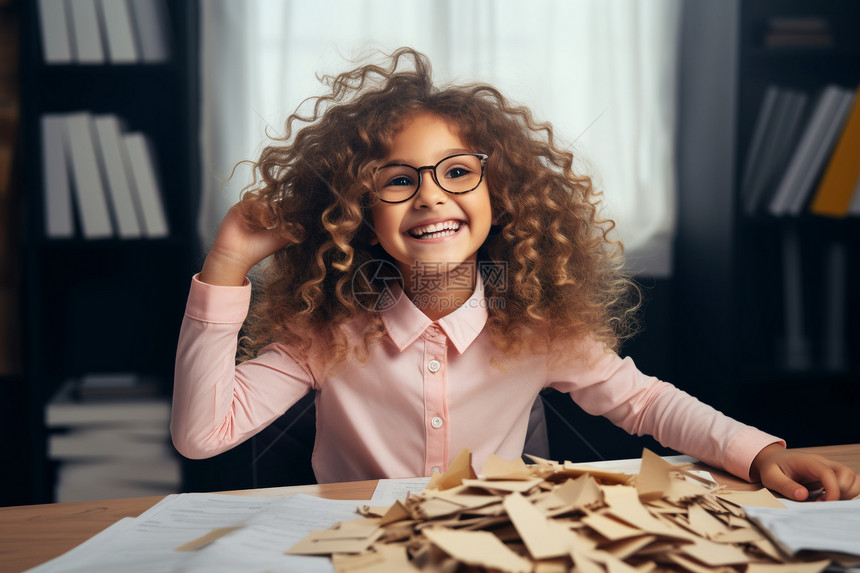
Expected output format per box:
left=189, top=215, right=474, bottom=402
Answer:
left=413, top=166, right=447, bottom=208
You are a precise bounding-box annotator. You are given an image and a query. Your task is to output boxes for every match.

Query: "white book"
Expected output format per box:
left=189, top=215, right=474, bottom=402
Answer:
left=47, top=387, right=171, bottom=426
left=55, top=459, right=180, bottom=503
left=122, top=133, right=169, bottom=237
left=65, top=112, right=113, bottom=239
left=786, top=90, right=855, bottom=215
left=740, top=86, right=779, bottom=200
left=49, top=428, right=174, bottom=459
left=68, top=0, right=105, bottom=64
left=40, top=114, right=75, bottom=238
left=761, top=92, right=809, bottom=211
left=97, top=0, right=139, bottom=64
left=37, top=0, right=74, bottom=63
left=128, top=0, right=171, bottom=63
left=768, top=85, right=850, bottom=216
left=744, top=91, right=809, bottom=215
left=92, top=115, right=143, bottom=238
left=743, top=88, right=793, bottom=215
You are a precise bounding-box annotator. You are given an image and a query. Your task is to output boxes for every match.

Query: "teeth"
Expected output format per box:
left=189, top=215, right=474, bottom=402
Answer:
left=409, top=221, right=461, bottom=237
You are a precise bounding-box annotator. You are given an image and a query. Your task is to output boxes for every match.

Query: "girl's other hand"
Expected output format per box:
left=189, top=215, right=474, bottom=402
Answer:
left=750, top=443, right=860, bottom=501
left=199, top=203, right=292, bottom=286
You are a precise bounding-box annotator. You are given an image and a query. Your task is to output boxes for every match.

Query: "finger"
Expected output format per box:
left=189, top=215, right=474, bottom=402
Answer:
left=810, top=466, right=840, bottom=502
left=833, top=466, right=860, bottom=500
left=762, top=468, right=808, bottom=501
left=850, top=475, right=860, bottom=500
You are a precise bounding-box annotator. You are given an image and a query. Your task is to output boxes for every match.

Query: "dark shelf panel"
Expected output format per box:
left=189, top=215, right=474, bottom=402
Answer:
left=16, top=0, right=200, bottom=505
left=675, top=0, right=859, bottom=450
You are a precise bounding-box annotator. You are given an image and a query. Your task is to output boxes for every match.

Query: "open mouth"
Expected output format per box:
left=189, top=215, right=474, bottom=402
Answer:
left=407, top=220, right=462, bottom=240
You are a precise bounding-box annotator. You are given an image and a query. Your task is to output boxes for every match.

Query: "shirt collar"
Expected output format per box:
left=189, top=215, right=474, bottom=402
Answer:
left=380, top=274, right=489, bottom=355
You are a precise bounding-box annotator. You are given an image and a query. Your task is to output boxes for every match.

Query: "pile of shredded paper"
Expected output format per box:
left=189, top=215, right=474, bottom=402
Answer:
left=288, top=449, right=858, bottom=572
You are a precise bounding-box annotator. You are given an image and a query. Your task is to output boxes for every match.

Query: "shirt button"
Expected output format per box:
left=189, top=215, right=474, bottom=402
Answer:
left=431, top=466, right=440, bottom=473
left=431, top=416, right=444, bottom=429
left=428, top=359, right=441, bottom=373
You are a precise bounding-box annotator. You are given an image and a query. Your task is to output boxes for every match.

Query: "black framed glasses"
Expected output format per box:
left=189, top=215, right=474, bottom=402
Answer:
left=374, top=153, right=488, bottom=204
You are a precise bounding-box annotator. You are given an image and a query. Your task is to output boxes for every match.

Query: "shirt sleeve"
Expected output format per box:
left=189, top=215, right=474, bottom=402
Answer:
left=170, top=274, right=315, bottom=459
left=548, top=341, right=784, bottom=482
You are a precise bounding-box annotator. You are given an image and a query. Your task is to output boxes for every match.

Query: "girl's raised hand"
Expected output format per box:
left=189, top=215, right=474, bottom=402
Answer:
left=199, top=203, right=293, bottom=286
left=750, top=443, right=860, bottom=501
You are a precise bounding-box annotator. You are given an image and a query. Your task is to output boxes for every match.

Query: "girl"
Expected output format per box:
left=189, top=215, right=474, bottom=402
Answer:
left=172, top=48, right=860, bottom=500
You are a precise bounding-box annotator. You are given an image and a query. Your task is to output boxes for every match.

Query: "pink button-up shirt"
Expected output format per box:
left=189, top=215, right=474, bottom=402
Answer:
left=171, top=275, right=782, bottom=484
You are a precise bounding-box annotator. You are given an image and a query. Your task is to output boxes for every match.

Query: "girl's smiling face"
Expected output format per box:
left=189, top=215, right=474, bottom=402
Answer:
left=369, top=112, right=493, bottom=288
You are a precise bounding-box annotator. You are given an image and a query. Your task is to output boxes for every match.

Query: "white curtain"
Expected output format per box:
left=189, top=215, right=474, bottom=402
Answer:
left=200, top=0, right=681, bottom=276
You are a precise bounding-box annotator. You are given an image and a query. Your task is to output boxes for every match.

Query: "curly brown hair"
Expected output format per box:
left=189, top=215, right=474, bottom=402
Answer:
left=236, top=47, right=640, bottom=365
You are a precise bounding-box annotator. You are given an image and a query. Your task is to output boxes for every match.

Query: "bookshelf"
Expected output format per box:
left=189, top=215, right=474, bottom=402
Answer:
left=675, top=0, right=860, bottom=448
left=17, top=0, right=199, bottom=504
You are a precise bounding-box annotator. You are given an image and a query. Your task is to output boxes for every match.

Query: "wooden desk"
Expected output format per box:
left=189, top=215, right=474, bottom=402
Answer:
left=1, top=445, right=857, bottom=572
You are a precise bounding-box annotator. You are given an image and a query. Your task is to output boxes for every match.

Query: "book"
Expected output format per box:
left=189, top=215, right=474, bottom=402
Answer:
left=74, top=372, right=160, bottom=398
left=129, top=0, right=171, bottom=63
left=761, top=16, right=833, bottom=50
left=122, top=132, right=169, bottom=237
left=40, top=114, right=75, bottom=238
left=767, top=85, right=852, bottom=216
left=808, top=85, right=860, bottom=218
left=740, top=86, right=779, bottom=204
left=54, top=459, right=180, bottom=503
left=767, top=16, right=830, bottom=34
left=37, top=0, right=74, bottom=63
left=743, top=89, right=808, bottom=215
left=741, top=86, right=785, bottom=214
left=763, top=33, right=833, bottom=49
left=784, top=89, right=855, bottom=216
left=68, top=0, right=106, bottom=64
left=47, top=378, right=170, bottom=426
left=65, top=112, right=113, bottom=238
left=97, top=0, right=139, bottom=64
left=49, top=428, right=174, bottom=459
left=92, top=114, right=143, bottom=238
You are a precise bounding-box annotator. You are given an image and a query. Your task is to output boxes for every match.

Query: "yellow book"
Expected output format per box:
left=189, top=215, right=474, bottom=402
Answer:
left=810, top=85, right=860, bottom=217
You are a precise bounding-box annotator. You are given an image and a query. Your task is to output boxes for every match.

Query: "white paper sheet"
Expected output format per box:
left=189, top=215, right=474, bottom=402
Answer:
left=370, top=477, right=431, bottom=505
left=27, top=493, right=363, bottom=573
left=743, top=499, right=860, bottom=557
left=178, top=495, right=364, bottom=573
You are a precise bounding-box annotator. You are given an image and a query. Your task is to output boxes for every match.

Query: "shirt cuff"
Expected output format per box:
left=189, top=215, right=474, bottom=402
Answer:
left=184, top=273, right=252, bottom=324
left=724, top=426, right=786, bottom=482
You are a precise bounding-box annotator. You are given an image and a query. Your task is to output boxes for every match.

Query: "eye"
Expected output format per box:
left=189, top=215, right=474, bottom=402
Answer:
left=376, top=165, right=417, bottom=189
left=444, top=166, right=472, bottom=179
left=385, top=175, right=415, bottom=187
left=438, top=154, right=483, bottom=182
